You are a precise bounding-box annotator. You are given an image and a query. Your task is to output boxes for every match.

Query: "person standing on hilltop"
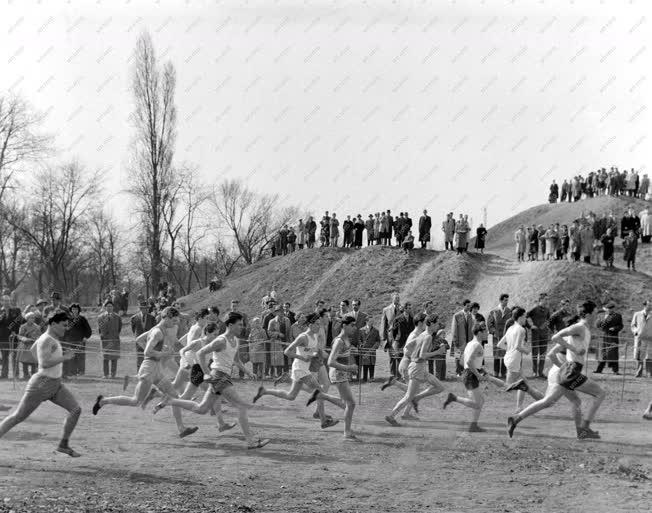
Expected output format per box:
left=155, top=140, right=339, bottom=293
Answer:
left=329, top=213, right=340, bottom=248
left=621, top=207, right=640, bottom=239
left=454, top=215, right=469, bottom=255
left=380, top=293, right=401, bottom=376
left=306, top=216, right=317, bottom=249
left=442, top=212, right=456, bottom=251
left=579, top=219, right=594, bottom=264
left=549, top=180, right=559, bottom=203
left=342, top=215, right=353, bottom=248
left=320, top=211, right=331, bottom=247
left=297, top=219, right=305, bottom=250
left=639, top=207, right=651, bottom=244
left=353, top=215, right=365, bottom=249
left=560, top=179, right=569, bottom=202
left=395, top=213, right=405, bottom=248
left=475, top=224, right=487, bottom=254
left=601, top=227, right=616, bottom=268
left=623, top=231, right=638, bottom=271
left=380, top=212, right=389, bottom=246
left=638, top=173, right=649, bottom=199
left=365, top=214, right=375, bottom=246
left=528, top=225, right=539, bottom=261
left=515, top=225, right=526, bottom=262
left=373, top=213, right=381, bottom=245
left=418, top=209, right=432, bottom=249
left=386, top=210, right=395, bottom=246
left=568, top=220, right=581, bottom=262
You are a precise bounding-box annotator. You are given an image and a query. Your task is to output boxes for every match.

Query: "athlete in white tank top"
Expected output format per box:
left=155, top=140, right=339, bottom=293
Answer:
left=211, top=334, right=238, bottom=374
left=36, top=333, right=63, bottom=379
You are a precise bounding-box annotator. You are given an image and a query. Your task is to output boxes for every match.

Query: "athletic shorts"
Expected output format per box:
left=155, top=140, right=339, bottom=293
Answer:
left=308, top=356, right=324, bottom=373
left=461, top=369, right=480, bottom=390
left=407, top=362, right=426, bottom=381
left=138, top=359, right=165, bottom=384
left=329, top=368, right=350, bottom=384
left=22, top=375, right=79, bottom=410
left=296, top=372, right=321, bottom=390
left=558, top=361, right=587, bottom=391
left=209, top=370, right=233, bottom=395
left=190, top=364, right=204, bottom=387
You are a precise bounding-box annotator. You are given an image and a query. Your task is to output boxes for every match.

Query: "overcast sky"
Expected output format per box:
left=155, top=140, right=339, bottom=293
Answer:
left=1, top=0, right=649, bottom=242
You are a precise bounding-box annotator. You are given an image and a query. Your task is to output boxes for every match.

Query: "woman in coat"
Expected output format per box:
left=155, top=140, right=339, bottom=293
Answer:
left=568, top=221, right=581, bottom=261
left=248, top=317, right=268, bottom=379
left=601, top=227, right=615, bottom=267
left=514, top=226, right=526, bottom=261
left=474, top=224, right=487, bottom=253
left=267, top=308, right=291, bottom=377
left=579, top=220, right=594, bottom=263
left=560, top=224, right=570, bottom=259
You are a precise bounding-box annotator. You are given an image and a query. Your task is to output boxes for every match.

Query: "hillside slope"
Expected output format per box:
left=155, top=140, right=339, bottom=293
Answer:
left=181, top=243, right=652, bottom=336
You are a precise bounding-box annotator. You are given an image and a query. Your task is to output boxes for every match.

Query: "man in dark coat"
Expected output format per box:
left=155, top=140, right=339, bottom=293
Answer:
left=595, top=301, right=624, bottom=374
left=526, top=293, right=551, bottom=378
left=418, top=209, right=432, bottom=249
left=130, top=302, right=156, bottom=370
left=391, top=303, right=414, bottom=378
left=353, top=215, right=365, bottom=248
left=306, top=216, right=317, bottom=248
left=621, top=207, right=641, bottom=239
left=0, top=295, right=22, bottom=379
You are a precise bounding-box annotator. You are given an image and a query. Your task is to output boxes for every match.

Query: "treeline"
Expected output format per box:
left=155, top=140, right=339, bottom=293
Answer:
left=0, top=31, right=299, bottom=306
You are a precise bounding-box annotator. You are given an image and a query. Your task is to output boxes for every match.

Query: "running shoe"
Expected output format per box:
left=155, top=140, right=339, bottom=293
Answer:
left=380, top=376, right=396, bottom=391
left=411, top=399, right=420, bottom=414
left=468, top=423, right=486, bottom=433
left=401, top=413, right=420, bottom=421
left=273, top=372, right=289, bottom=387
left=218, top=422, right=237, bottom=433
left=442, top=392, right=455, bottom=409
left=312, top=411, right=320, bottom=419
left=92, top=395, right=103, bottom=415
left=247, top=438, right=271, bottom=449
left=384, top=415, right=401, bottom=427
left=321, top=418, right=339, bottom=429
left=252, top=386, right=265, bottom=404
left=577, top=427, right=601, bottom=440
left=152, top=398, right=167, bottom=415
left=56, top=445, right=81, bottom=458
left=643, top=412, right=652, bottom=420
left=179, top=426, right=199, bottom=438
left=343, top=434, right=362, bottom=442
left=507, top=416, right=518, bottom=438
left=306, top=389, right=320, bottom=407
left=505, top=379, right=529, bottom=393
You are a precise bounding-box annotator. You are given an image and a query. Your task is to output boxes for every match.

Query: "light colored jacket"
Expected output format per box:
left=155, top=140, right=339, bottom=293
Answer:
left=631, top=309, right=652, bottom=360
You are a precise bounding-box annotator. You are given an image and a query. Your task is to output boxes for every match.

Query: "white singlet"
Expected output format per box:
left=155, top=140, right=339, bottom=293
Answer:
left=211, top=334, right=238, bottom=374
left=291, top=331, right=319, bottom=381
left=36, top=333, right=63, bottom=379
left=504, top=323, right=526, bottom=372
left=404, top=330, right=421, bottom=362
left=180, top=323, right=204, bottom=367
left=463, top=339, right=484, bottom=370
left=565, top=321, right=591, bottom=367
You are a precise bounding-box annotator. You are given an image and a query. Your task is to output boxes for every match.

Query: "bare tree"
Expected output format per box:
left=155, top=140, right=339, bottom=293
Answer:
left=89, top=210, right=123, bottom=305
left=127, top=30, right=178, bottom=294
left=8, top=161, right=99, bottom=293
left=211, top=179, right=299, bottom=265
left=0, top=198, right=30, bottom=291
left=213, top=239, right=242, bottom=278
left=0, top=94, right=52, bottom=205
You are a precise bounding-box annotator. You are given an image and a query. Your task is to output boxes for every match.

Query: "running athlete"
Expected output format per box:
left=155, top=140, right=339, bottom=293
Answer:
left=442, top=322, right=505, bottom=432
left=310, top=308, right=335, bottom=422
left=0, top=311, right=81, bottom=457
left=507, top=302, right=605, bottom=439
left=154, top=312, right=270, bottom=449
left=501, top=307, right=545, bottom=411
left=167, top=321, right=236, bottom=432
left=306, top=315, right=360, bottom=442
left=92, top=307, right=199, bottom=439
left=380, top=314, right=425, bottom=420
left=252, top=313, right=339, bottom=429
left=409, top=316, right=449, bottom=412
left=384, top=314, right=433, bottom=425
left=170, top=308, right=210, bottom=391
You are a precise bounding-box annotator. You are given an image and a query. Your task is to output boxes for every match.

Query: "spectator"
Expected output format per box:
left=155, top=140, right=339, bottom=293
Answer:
left=451, top=299, right=474, bottom=376
left=98, top=300, right=122, bottom=379
left=267, top=305, right=291, bottom=378
left=475, top=223, right=487, bottom=254
left=0, top=295, right=22, bottom=379
left=353, top=214, right=365, bottom=249
left=306, top=216, right=317, bottom=249
left=418, top=209, right=432, bottom=249
left=64, top=304, right=92, bottom=377
left=16, top=312, right=40, bottom=380
left=248, top=317, right=267, bottom=379
left=359, top=314, right=380, bottom=382
left=391, top=303, right=414, bottom=379
left=488, top=294, right=511, bottom=378
left=526, top=293, right=551, bottom=378
left=631, top=300, right=652, bottom=378
left=402, top=231, right=415, bottom=253
left=380, top=293, right=401, bottom=376
left=365, top=214, right=375, bottom=247
left=297, top=219, right=305, bottom=249
left=623, top=231, right=638, bottom=271
left=595, top=301, right=623, bottom=375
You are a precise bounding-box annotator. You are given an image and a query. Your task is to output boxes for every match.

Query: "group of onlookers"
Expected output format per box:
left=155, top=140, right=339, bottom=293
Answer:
left=548, top=167, right=650, bottom=203
left=514, top=207, right=650, bottom=270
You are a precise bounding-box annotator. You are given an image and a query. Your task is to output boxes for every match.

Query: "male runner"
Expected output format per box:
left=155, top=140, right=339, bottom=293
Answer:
left=501, top=307, right=545, bottom=411
left=306, top=316, right=360, bottom=441
left=170, top=308, right=210, bottom=391
left=442, top=322, right=505, bottom=432
left=154, top=312, right=270, bottom=449
left=252, top=312, right=338, bottom=429
left=92, top=307, right=199, bottom=439
left=0, top=311, right=82, bottom=457
left=507, top=302, right=605, bottom=439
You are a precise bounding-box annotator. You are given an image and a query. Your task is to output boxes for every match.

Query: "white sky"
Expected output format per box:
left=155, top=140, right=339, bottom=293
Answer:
left=1, top=0, right=649, bottom=242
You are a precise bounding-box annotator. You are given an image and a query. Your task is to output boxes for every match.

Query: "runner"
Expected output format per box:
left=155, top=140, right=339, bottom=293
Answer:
left=379, top=314, right=425, bottom=420
left=384, top=313, right=429, bottom=425
left=92, top=307, right=199, bottom=439
left=170, top=321, right=236, bottom=432
left=0, top=311, right=82, bottom=457
left=170, top=308, right=209, bottom=391
left=153, top=312, right=270, bottom=449
left=409, top=317, right=449, bottom=412
left=310, top=308, right=334, bottom=422
left=306, top=315, right=361, bottom=442
left=501, top=307, right=545, bottom=411
left=252, top=312, right=339, bottom=429
left=442, top=322, right=505, bottom=432
left=507, top=302, right=605, bottom=439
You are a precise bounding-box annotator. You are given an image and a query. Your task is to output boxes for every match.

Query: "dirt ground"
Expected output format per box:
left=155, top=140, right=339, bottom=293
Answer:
left=0, top=351, right=650, bottom=513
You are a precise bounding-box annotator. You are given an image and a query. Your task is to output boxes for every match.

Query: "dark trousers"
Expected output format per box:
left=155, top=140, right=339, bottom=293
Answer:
left=531, top=342, right=548, bottom=376
left=390, top=352, right=403, bottom=378
left=0, top=349, right=13, bottom=378
left=103, top=358, right=117, bottom=378
left=429, top=356, right=447, bottom=380
left=362, top=364, right=375, bottom=381
left=21, top=362, right=37, bottom=378
left=596, top=359, right=618, bottom=373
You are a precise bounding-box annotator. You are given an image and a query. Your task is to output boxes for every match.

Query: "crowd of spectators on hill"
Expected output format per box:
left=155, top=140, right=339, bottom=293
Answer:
left=548, top=167, right=650, bottom=203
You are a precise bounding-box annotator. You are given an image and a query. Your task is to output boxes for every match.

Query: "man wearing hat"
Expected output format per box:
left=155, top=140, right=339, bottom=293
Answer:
left=43, top=291, right=69, bottom=318
left=526, top=293, right=551, bottom=378
left=595, top=301, right=623, bottom=374
left=0, top=295, right=22, bottom=379
left=131, top=303, right=156, bottom=370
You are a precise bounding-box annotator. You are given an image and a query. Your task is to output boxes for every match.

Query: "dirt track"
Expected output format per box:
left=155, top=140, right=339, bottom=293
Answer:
left=0, top=364, right=650, bottom=513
